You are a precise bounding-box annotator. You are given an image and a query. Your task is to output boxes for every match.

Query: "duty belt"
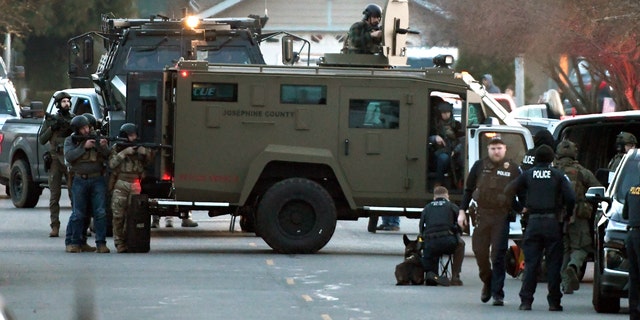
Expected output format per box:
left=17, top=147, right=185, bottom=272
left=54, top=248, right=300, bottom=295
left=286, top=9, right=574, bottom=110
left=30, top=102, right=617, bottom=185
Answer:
left=425, top=230, right=453, bottom=239
left=528, top=213, right=556, bottom=219
left=75, top=172, right=102, bottom=179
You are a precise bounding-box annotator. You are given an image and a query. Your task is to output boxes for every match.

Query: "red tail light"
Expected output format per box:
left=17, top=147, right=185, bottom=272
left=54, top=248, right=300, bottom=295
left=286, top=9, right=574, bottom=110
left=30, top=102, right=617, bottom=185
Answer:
left=161, top=173, right=172, bottom=181
left=0, top=133, right=3, bottom=154
left=180, top=70, right=188, bottom=78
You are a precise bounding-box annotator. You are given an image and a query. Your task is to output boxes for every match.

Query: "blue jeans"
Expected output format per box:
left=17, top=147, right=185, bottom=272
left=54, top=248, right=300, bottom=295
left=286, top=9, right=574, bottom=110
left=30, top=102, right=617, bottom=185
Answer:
left=435, top=152, right=450, bottom=185
left=381, top=216, right=400, bottom=227
left=65, top=175, right=107, bottom=246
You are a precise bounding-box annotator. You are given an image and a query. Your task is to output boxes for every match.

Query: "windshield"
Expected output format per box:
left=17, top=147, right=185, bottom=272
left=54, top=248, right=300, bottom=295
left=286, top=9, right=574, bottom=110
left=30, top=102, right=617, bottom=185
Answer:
left=196, top=47, right=251, bottom=64
left=125, top=46, right=181, bottom=71
left=614, top=156, right=640, bottom=203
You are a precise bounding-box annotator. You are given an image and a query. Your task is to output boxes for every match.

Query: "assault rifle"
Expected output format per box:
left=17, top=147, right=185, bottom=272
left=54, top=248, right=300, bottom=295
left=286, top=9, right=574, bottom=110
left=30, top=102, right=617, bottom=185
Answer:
left=45, top=112, right=72, bottom=133
left=114, top=141, right=173, bottom=150
left=71, top=134, right=127, bottom=144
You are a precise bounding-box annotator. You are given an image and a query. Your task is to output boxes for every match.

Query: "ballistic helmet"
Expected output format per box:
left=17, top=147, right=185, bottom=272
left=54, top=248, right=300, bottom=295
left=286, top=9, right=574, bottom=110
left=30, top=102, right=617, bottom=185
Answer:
left=53, top=91, right=71, bottom=108
left=437, top=102, right=453, bottom=113
left=616, top=132, right=637, bottom=145
left=70, top=115, right=89, bottom=132
left=556, top=140, right=578, bottom=159
left=363, top=4, right=382, bottom=19
left=119, top=123, right=137, bottom=138
left=82, top=113, right=97, bottom=129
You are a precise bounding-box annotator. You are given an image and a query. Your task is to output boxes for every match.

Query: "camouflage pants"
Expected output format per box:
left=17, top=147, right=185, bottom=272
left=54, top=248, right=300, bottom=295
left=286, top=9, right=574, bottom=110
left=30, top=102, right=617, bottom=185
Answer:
left=561, top=218, right=592, bottom=285
left=110, top=179, right=141, bottom=249
left=48, top=155, right=70, bottom=228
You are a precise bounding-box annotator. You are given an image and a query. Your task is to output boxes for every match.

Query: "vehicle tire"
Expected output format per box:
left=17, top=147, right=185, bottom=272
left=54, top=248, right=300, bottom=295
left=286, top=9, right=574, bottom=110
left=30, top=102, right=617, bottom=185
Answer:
left=9, top=159, right=40, bottom=208
left=592, top=256, right=621, bottom=313
left=239, top=214, right=256, bottom=233
left=256, top=178, right=336, bottom=254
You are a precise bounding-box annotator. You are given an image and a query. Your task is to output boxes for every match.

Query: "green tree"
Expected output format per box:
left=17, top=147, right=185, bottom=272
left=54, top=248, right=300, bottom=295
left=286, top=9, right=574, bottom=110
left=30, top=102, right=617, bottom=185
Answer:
left=1, top=0, right=135, bottom=101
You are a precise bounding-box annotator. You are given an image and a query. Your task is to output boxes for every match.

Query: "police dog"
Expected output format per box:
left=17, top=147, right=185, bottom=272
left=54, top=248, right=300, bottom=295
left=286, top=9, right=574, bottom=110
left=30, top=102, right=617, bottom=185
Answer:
left=395, top=234, right=424, bottom=285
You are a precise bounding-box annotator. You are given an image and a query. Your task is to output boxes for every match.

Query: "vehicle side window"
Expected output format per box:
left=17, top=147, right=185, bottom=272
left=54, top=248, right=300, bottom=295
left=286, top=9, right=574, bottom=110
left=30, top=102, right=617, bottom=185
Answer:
left=0, top=91, right=15, bottom=116
left=280, top=85, right=326, bottom=105
left=74, top=97, right=92, bottom=115
left=348, top=99, right=399, bottom=129
left=191, top=82, right=238, bottom=102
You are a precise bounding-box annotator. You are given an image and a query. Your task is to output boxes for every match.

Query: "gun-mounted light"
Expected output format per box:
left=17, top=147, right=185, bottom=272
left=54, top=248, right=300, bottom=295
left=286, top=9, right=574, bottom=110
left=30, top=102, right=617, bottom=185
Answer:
left=184, top=15, right=200, bottom=29
left=433, top=54, right=454, bottom=68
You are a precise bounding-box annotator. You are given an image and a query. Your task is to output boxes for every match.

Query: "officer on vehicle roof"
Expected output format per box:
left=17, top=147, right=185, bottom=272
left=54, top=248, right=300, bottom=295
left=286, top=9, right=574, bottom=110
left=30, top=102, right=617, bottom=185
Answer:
left=622, top=169, right=640, bottom=320
left=608, top=131, right=637, bottom=171
left=345, top=4, right=383, bottom=54
left=458, top=136, right=522, bottom=306
left=554, top=140, right=601, bottom=294
left=505, top=145, right=575, bottom=311
left=39, top=91, right=74, bottom=237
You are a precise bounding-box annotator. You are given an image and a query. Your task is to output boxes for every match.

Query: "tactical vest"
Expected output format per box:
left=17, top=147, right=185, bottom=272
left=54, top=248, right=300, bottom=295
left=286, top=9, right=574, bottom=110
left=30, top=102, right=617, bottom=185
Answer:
left=118, top=154, right=146, bottom=175
left=555, top=159, right=590, bottom=219
left=421, top=199, right=455, bottom=236
left=74, top=148, right=103, bottom=165
left=49, top=113, right=74, bottom=155
left=475, top=158, right=518, bottom=209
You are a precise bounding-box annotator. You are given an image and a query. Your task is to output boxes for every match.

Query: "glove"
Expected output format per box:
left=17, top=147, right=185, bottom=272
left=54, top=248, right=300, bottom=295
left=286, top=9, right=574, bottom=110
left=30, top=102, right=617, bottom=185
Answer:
left=121, top=146, right=136, bottom=156
left=137, top=146, right=147, bottom=155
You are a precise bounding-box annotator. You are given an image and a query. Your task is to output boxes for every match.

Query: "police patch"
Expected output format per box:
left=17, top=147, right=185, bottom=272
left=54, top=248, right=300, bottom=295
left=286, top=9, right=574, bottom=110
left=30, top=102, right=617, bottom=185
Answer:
left=504, top=162, right=510, bottom=169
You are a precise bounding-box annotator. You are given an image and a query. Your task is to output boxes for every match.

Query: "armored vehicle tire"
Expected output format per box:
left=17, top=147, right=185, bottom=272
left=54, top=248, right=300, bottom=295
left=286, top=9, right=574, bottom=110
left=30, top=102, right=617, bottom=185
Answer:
left=10, top=159, right=41, bottom=208
left=256, top=178, right=336, bottom=254
left=592, top=257, right=621, bottom=313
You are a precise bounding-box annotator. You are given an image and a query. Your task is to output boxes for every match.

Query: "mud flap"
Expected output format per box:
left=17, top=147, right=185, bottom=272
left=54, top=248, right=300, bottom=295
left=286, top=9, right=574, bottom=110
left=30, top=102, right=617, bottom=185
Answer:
left=126, top=194, right=151, bottom=253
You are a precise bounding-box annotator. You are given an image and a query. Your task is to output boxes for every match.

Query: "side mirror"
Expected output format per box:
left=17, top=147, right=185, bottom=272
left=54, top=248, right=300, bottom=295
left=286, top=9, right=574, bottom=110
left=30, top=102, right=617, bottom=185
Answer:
left=20, top=101, right=44, bottom=118
left=585, top=186, right=611, bottom=206
left=281, top=36, right=295, bottom=65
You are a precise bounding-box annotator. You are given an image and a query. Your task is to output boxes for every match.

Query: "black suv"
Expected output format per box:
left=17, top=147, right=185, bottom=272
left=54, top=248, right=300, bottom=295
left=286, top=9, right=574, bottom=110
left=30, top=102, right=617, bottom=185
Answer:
left=587, top=148, right=639, bottom=313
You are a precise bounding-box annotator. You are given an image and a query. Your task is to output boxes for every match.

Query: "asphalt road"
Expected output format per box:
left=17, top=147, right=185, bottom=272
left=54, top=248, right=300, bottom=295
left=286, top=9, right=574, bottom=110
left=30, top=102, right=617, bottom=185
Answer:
left=0, top=189, right=629, bottom=319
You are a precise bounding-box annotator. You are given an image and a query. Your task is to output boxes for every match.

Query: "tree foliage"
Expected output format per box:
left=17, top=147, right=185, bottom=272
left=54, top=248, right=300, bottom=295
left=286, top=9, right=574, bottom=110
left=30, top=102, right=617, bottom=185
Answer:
left=0, top=0, right=134, bottom=100
left=433, top=0, right=640, bottom=113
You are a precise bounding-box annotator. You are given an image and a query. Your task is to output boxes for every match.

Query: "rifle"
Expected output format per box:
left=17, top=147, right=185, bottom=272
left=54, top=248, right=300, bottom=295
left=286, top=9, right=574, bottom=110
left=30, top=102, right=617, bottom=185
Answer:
left=71, top=134, right=127, bottom=144
left=115, top=141, right=173, bottom=150
left=45, top=112, right=72, bottom=133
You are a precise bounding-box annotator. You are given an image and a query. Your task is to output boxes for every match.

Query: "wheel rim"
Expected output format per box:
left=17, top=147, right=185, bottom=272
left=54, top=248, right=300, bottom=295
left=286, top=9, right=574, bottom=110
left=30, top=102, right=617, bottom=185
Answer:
left=278, top=200, right=316, bottom=237
left=11, top=170, right=23, bottom=198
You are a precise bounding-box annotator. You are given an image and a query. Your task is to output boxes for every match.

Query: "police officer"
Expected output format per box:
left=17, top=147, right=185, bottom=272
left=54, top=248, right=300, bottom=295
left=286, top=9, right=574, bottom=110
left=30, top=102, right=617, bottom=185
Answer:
left=345, top=4, right=383, bottom=54
left=520, top=130, right=555, bottom=171
left=109, top=123, right=153, bottom=253
left=554, top=140, right=601, bottom=294
left=39, top=91, right=74, bottom=237
left=505, top=145, right=575, bottom=311
left=419, top=186, right=464, bottom=286
left=458, top=136, right=521, bottom=306
left=608, top=131, right=637, bottom=171
left=623, top=174, right=640, bottom=320
left=63, top=115, right=111, bottom=253
left=429, top=101, right=464, bottom=187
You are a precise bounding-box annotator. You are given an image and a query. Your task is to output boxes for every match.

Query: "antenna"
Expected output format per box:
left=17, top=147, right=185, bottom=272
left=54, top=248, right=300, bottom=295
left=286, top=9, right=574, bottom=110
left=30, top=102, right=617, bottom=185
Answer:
left=264, top=0, right=268, bottom=17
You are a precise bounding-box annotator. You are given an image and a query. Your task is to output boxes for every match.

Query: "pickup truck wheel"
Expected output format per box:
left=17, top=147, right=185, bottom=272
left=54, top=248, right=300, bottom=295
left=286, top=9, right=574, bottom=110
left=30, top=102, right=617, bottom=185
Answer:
left=592, top=255, right=620, bottom=313
left=256, top=178, right=336, bottom=254
left=10, top=159, right=40, bottom=208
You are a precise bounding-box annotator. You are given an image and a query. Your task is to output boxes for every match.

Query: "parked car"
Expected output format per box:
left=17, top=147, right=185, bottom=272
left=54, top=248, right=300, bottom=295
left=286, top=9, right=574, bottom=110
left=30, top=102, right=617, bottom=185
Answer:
left=586, top=148, right=638, bottom=313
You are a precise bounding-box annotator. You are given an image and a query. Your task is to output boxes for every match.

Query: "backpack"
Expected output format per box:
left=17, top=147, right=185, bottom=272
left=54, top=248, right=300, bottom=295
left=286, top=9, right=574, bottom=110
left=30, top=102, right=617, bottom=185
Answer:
left=556, top=161, right=591, bottom=219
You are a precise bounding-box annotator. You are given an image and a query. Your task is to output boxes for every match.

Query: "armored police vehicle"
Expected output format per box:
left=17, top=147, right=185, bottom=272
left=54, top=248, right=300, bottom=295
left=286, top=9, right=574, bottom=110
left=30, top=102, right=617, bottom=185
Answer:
left=67, top=12, right=281, bottom=200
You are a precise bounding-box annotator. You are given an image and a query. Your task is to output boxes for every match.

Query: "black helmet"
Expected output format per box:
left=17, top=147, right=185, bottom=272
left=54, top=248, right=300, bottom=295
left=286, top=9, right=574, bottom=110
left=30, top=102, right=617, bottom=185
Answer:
left=70, top=115, right=89, bottom=132
left=534, top=145, right=555, bottom=163
left=363, top=4, right=382, bottom=19
left=556, top=140, right=578, bottom=159
left=616, top=131, right=637, bottom=145
left=82, top=113, right=97, bottom=129
left=119, top=123, right=137, bottom=138
left=437, top=102, right=453, bottom=113
left=53, top=91, right=71, bottom=107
